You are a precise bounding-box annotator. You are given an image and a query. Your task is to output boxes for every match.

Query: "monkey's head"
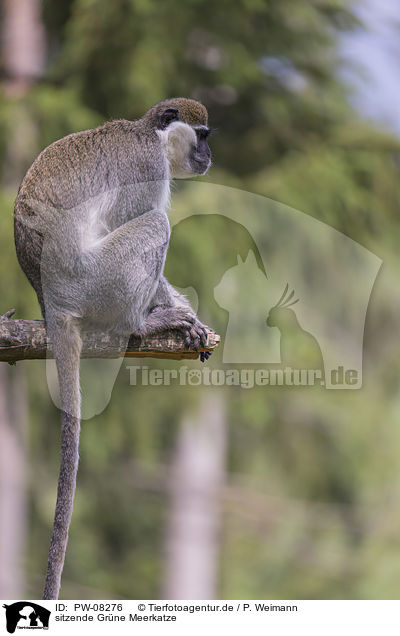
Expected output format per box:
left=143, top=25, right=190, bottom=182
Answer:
left=148, top=98, right=212, bottom=179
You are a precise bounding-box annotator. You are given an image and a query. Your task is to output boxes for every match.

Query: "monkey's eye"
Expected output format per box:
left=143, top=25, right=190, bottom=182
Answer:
left=195, top=126, right=210, bottom=139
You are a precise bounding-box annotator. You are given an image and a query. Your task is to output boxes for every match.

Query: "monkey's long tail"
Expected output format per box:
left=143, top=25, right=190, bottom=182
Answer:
left=43, top=316, right=82, bottom=600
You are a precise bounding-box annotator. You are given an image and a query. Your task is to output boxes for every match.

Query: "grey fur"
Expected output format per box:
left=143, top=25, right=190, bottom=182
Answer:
left=13, top=98, right=212, bottom=600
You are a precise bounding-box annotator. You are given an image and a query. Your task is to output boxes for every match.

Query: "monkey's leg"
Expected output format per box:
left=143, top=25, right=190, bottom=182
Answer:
left=78, top=209, right=171, bottom=328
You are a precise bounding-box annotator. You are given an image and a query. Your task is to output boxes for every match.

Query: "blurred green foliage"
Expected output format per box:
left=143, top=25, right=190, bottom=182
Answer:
left=1, top=0, right=400, bottom=600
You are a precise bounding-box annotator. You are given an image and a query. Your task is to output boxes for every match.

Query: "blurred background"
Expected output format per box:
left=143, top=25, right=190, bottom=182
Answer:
left=1, top=0, right=400, bottom=600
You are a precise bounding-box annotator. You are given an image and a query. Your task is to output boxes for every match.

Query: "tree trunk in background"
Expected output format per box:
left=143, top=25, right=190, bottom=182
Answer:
left=2, top=0, right=46, bottom=92
left=0, top=364, right=28, bottom=598
left=0, top=0, right=45, bottom=598
left=163, top=391, right=227, bottom=599
left=1, top=0, right=46, bottom=189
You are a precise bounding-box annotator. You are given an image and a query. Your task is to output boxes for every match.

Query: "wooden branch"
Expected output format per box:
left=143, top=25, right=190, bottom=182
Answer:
left=0, top=311, right=220, bottom=363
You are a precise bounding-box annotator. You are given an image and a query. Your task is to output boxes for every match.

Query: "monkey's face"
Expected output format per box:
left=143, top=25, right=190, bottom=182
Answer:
left=190, top=125, right=212, bottom=175
left=157, top=104, right=212, bottom=179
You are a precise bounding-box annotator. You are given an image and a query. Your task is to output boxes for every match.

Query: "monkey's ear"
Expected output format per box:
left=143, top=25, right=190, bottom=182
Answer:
left=158, top=107, right=179, bottom=130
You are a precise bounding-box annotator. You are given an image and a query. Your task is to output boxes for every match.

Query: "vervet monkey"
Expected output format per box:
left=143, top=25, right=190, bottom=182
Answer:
left=14, top=98, right=213, bottom=599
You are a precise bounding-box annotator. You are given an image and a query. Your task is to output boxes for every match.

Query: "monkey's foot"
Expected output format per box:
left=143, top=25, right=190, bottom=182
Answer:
left=181, top=316, right=216, bottom=363
left=161, top=311, right=208, bottom=351
left=141, top=307, right=215, bottom=362
left=183, top=318, right=207, bottom=348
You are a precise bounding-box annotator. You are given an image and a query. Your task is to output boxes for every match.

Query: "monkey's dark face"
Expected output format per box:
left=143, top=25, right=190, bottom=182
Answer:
left=158, top=109, right=212, bottom=179
left=190, top=125, right=212, bottom=175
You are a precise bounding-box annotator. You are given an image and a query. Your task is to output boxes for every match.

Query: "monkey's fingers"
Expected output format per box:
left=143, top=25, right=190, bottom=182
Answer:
left=184, top=327, right=199, bottom=350
left=184, top=320, right=207, bottom=349
left=179, top=319, right=196, bottom=330
left=181, top=318, right=215, bottom=354
left=184, top=328, right=192, bottom=349
left=191, top=327, right=201, bottom=350
left=199, top=326, right=209, bottom=348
